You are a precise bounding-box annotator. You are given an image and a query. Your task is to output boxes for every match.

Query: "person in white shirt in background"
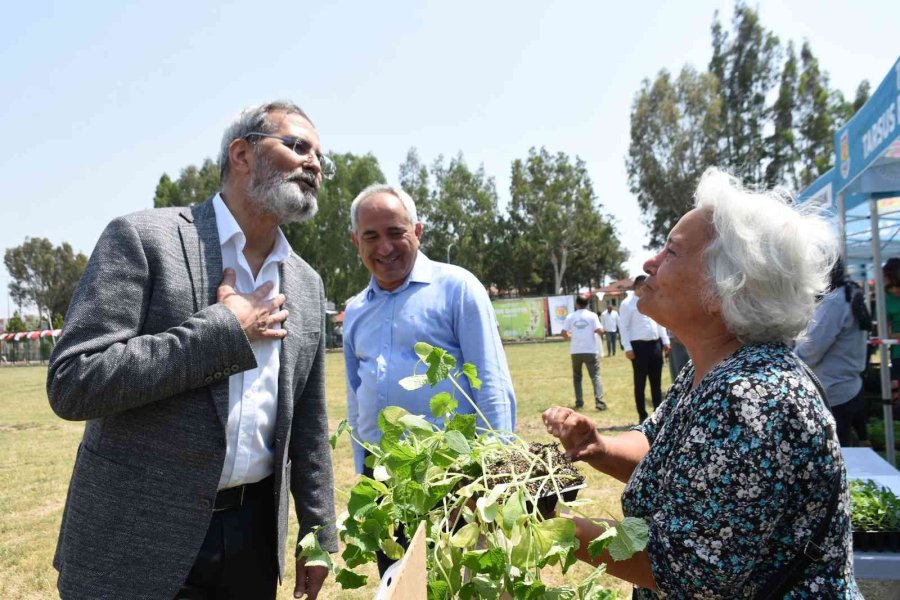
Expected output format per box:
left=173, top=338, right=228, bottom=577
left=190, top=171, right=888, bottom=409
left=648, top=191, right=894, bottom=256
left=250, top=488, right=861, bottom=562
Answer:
left=599, top=303, right=620, bottom=356
left=561, top=295, right=607, bottom=411
left=619, top=275, right=670, bottom=422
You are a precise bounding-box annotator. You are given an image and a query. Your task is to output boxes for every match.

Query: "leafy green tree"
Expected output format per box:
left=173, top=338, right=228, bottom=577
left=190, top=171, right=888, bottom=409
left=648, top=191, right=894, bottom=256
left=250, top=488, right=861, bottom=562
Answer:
left=283, top=152, right=386, bottom=306
left=852, top=80, right=871, bottom=113
left=764, top=41, right=799, bottom=189
left=626, top=67, right=723, bottom=249
left=5, top=311, right=26, bottom=333
left=398, top=148, right=432, bottom=216
left=796, top=42, right=838, bottom=186
left=4, top=238, right=87, bottom=326
left=153, top=158, right=221, bottom=207
left=566, top=218, right=629, bottom=292
left=510, top=147, right=622, bottom=294
left=709, top=2, right=780, bottom=184
left=419, top=154, right=499, bottom=282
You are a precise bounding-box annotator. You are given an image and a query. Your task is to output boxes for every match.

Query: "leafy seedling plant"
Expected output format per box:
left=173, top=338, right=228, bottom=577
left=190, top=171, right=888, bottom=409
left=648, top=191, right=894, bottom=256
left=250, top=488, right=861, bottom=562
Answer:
left=299, top=342, right=648, bottom=600
left=850, top=479, right=900, bottom=532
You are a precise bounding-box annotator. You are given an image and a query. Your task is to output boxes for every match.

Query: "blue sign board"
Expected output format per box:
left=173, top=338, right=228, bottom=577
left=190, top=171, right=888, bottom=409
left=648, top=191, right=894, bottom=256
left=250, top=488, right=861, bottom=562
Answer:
left=833, top=57, right=900, bottom=194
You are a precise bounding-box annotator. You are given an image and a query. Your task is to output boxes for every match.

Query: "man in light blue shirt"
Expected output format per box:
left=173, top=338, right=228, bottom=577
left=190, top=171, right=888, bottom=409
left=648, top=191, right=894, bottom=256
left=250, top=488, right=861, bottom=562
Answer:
left=343, top=184, right=517, bottom=476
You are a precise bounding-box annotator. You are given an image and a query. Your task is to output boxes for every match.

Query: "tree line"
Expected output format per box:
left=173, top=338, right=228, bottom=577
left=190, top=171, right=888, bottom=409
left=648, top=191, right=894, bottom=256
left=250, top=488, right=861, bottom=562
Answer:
left=627, top=1, right=870, bottom=248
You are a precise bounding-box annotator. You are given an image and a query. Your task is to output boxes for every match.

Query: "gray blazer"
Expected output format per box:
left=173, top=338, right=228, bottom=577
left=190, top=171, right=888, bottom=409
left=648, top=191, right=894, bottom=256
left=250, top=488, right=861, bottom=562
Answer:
left=47, top=198, right=337, bottom=600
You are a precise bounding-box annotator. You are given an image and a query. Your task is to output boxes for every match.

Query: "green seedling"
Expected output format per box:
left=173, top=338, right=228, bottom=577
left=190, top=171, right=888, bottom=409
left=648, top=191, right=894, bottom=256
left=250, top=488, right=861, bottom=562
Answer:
left=299, top=342, right=648, bottom=599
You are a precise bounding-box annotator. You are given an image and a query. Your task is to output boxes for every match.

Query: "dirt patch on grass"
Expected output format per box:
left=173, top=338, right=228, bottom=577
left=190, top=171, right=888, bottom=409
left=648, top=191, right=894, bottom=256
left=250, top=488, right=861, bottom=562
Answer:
left=0, top=422, right=58, bottom=433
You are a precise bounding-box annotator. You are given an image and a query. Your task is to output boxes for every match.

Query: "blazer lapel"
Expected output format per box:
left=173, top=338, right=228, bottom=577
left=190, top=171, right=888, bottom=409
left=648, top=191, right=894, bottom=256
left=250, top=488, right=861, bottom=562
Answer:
left=274, top=259, right=301, bottom=462
left=179, top=199, right=229, bottom=429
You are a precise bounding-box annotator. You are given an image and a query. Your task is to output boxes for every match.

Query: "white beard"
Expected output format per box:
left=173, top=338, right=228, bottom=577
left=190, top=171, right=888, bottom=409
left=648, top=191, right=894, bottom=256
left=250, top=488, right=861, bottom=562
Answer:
left=246, top=153, right=319, bottom=224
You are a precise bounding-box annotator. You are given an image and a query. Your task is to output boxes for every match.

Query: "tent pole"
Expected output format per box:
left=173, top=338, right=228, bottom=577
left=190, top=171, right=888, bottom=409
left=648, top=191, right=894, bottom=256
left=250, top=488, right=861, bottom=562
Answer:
left=869, top=193, right=896, bottom=466
left=838, top=192, right=846, bottom=262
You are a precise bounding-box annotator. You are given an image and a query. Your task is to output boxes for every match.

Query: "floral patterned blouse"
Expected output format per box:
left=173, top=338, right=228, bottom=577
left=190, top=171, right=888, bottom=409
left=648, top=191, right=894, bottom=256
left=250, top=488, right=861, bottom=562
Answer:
left=622, top=343, right=860, bottom=599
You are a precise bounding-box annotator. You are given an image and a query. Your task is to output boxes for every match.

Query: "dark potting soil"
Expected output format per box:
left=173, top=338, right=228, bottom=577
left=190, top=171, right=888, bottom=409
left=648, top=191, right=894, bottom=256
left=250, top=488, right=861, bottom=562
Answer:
left=483, top=442, right=585, bottom=498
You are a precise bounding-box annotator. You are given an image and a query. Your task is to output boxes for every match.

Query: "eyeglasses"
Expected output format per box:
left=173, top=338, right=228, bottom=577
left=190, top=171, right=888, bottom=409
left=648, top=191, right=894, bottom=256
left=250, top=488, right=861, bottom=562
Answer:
left=243, top=132, right=336, bottom=179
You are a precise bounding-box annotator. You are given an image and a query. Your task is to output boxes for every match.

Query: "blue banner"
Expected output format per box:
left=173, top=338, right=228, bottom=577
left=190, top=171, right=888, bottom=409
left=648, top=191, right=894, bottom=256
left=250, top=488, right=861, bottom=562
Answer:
left=834, top=57, right=900, bottom=194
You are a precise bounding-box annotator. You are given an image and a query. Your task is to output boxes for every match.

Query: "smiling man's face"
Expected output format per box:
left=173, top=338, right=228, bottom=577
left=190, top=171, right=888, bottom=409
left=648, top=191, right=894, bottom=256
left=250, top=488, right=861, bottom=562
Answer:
left=351, top=192, right=422, bottom=291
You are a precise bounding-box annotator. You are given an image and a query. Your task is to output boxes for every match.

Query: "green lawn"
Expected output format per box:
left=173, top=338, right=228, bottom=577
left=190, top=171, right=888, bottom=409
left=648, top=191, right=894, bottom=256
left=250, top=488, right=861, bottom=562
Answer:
left=0, top=342, right=669, bottom=599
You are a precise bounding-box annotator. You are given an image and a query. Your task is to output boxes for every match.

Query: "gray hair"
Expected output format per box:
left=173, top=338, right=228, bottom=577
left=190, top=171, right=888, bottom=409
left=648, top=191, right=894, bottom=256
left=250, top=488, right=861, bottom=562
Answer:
left=219, top=100, right=313, bottom=179
left=349, top=184, right=419, bottom=232
left=695, top=168, right=837, bottom=343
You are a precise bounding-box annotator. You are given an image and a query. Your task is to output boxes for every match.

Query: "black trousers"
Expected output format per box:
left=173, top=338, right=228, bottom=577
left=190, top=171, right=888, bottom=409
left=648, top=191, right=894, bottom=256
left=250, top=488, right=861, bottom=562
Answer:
left=830, top=384, right=869, bottom=446
left=174, top=476, right=278, bottom=600
left=631, top=339, right=663, bottom=422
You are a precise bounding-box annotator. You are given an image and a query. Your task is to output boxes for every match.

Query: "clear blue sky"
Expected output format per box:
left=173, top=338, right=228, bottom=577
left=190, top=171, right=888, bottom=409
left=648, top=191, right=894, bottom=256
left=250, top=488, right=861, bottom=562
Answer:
left=1, top=0, right=897, bottom=319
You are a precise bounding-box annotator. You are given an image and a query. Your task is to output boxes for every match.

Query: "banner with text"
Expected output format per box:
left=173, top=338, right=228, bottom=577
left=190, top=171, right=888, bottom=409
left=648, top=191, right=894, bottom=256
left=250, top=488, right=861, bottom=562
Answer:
left=493, top=298, right=547, bottom=340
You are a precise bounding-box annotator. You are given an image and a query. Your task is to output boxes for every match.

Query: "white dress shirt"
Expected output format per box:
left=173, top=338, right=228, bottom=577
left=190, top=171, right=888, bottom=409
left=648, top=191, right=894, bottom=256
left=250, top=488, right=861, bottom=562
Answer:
left=618, top=293, right=670, bottom=352
left=599, top=309, right=619, bottom=333
left=213, top=194, right=291, bottom=489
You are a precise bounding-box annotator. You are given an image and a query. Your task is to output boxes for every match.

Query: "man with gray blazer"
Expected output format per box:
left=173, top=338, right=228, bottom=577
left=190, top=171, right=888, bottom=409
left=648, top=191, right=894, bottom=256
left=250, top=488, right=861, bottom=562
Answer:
left=47, top=100, right=337, bottom=600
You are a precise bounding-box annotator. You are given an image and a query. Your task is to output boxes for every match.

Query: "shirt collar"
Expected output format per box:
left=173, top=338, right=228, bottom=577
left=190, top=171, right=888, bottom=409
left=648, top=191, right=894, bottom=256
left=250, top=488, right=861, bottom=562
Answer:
left=366, top=250, right=433, bottom=299
left=212, top=193, right=291, bottom=264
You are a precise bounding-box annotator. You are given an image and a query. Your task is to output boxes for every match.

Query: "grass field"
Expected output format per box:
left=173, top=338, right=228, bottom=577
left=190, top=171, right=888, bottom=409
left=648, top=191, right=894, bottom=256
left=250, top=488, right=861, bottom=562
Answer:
left=0, top=341, right=670, bottom=599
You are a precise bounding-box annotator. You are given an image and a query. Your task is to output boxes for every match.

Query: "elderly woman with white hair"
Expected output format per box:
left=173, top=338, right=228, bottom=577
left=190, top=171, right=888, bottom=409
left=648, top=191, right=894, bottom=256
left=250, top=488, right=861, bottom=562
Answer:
left=543, top=168, right=859, bottom=598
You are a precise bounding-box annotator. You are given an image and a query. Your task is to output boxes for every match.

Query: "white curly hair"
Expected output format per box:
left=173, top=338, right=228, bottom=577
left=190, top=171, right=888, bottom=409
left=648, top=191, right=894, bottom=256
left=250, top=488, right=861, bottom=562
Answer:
left=695, top=168, right=837, bottom=343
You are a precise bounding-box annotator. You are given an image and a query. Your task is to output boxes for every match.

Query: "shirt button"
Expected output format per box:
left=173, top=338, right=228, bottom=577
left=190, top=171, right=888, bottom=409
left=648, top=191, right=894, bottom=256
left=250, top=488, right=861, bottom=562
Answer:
left=198, top=497, right=212, bottom=509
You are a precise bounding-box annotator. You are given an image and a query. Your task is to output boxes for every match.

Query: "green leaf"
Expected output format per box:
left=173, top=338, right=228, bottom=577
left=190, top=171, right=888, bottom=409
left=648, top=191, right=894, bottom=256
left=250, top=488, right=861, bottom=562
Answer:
left=378, top=406, right=410, bottom=432
left=446, top=413, right=477, bottom=439
left=394, top=480, right=430, bottom=514
left=501, top=489, right=526, bottom=536
left=587, top=523, right=617, bottom=561
left=430, top=392, right=457, bottom=417
left=399, top=374, right=429, bottom=390
left=459, top=576, right=502, bottom=600
left=414, top=341, right=434, bottom=361
left=342, top=515, right=382, bottom=553
left=607, top=517, right=649, bottom=561
left=424, top=347, right=457, bottom=385
left=512, top=580, right=579, bottom=600
left=533, top=517, right=577, bottom=559
left=461, top=362, right=482, bottom=390
left=329, top=419, right=348, bottom=449
left=297, top=531, right=333, bottom=570
left=399, top=413, right=433, bottom=433
left=427, top=580, right=451, bottom=600
left=347, top=478, right=383, bottom=517
left=340, top=543, right=374, bottom=569
left=335, top=567, right=368, bottom=589
left=450, top=522, right=481, bottom=548
left=476, top=495, right=499, bottom=523
left=381, top=536, right=406, bottom=560
left=444, top=430, right=471, bottom=455
left=461, top=547, right=507, bottom=579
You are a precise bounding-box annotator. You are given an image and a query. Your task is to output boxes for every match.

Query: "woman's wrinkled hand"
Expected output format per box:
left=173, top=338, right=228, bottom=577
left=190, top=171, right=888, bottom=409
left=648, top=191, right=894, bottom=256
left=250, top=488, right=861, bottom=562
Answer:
left=542, top=406, right=605, bottom=463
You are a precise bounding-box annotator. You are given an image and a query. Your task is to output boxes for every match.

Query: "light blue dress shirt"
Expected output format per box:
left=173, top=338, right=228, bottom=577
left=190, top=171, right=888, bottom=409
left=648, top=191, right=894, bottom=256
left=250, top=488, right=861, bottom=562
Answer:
left=344, top=252, right=517, bottom=473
